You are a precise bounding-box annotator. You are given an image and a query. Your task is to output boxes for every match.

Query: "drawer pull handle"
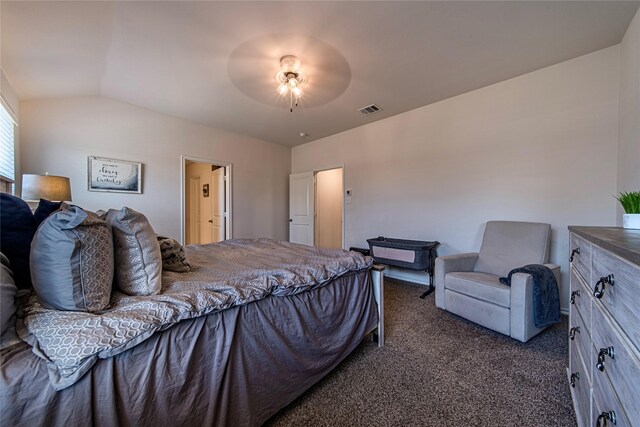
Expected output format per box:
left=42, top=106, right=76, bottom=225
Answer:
left=570, top=290, right=580, bottom=304
left=593, top=274, right=615, bottom=299
left=569, top=247, right=580, bottom=262
left=596, top=410, right=616, bottom=426
left=596, top=346, right=615, bottom=371
left=569, top=326, right=580, bottom=340
left=570, top=372, right=579, bottom=388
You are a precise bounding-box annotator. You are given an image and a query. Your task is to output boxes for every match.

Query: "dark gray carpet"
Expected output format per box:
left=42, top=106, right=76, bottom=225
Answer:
left=265, top=278, right=576, bottom=427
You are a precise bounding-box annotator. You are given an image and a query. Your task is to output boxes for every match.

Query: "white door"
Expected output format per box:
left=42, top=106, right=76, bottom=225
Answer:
left=212, top=167, right=226, bottom=242
left=289, top=172, right=314, bottom=245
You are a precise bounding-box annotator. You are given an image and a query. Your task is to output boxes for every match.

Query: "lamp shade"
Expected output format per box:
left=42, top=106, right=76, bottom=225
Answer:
left=21, top=174, right=72, bottom=202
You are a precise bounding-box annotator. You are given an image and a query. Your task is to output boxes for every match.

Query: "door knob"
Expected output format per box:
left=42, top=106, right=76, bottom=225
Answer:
left=208, top=220, right=213, bottom=223
left=289, top=219, right=293, bottom=222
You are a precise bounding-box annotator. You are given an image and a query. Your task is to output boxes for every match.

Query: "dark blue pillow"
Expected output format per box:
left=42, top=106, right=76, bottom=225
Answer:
left=0, top=194, right=37, bottom=288
left=33, top=199, right=63, bottom=225
left=1, top=253, right=17, bottom=335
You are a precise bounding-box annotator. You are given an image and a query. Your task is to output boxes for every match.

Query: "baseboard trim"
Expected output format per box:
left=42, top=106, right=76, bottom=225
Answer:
left=383, top=267, right=429, bottom=285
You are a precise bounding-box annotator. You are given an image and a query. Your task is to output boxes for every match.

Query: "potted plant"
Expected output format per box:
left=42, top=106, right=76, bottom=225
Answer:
left=616, top=191, right=640, bottom=229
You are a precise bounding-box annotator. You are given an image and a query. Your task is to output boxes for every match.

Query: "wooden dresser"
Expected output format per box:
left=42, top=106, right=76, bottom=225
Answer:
left=568, top=226, right=640, bottom=427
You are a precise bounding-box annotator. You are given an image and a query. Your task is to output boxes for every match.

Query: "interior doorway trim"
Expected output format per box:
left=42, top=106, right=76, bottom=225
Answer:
left=290, top=164, right=345, bottom=249
left=180, top=155, right=233, bottom=245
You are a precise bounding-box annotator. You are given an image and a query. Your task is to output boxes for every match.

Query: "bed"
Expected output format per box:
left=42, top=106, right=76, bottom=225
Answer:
left=1, top=238, right=384, bottom=426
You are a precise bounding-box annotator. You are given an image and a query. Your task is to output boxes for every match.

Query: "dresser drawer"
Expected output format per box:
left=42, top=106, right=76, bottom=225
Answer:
left=591, top=302, right=640, bottom=423
left=569, top=351, right=591, bottom=427
left=592, top=246, right=640, bottom=353
left=570, top=233, right=591, bottom=284
left=570, top=268, right=592, bottom=335
left=567, top=227, right=640, bottom=427
left=592, top=366, right=632, bottom=427
left=570, top=303, right=592, bottom=383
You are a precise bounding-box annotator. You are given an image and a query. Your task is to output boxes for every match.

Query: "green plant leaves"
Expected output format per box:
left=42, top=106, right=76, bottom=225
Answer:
left=616, top=191, right=640, bottom=214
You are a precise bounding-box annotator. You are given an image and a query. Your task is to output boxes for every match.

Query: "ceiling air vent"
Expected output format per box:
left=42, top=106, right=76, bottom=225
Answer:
left=358, top=104, right=382, bottom=115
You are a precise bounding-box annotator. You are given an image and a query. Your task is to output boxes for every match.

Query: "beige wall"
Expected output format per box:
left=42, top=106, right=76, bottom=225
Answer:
left=293, top=46, right=621, bottom=310
left=617, top=8, right=640, bottom=220
left=19, top=96, right=290, bottom=241
left=1, top=70, right=19, bottom=120
left=315, top=168, right=343, bottom=249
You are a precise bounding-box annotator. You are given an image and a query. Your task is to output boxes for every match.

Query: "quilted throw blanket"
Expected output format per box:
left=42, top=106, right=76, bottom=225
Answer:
left=499, top=264, right=561, bottom=328
left=18, top=238, right=372, bottom=390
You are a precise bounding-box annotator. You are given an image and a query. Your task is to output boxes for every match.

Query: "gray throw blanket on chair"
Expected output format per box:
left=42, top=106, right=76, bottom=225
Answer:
left=499, top=264, right=561, bottom=328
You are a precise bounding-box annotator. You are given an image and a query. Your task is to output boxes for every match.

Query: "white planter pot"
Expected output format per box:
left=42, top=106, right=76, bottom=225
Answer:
left=622, top=214, right=640, bottom=229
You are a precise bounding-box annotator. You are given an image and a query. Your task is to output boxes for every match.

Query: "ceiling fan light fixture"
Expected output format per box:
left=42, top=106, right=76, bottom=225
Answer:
left=277, top=83, right=289, bottom=96
left=275, top=55, right=308, bottom=112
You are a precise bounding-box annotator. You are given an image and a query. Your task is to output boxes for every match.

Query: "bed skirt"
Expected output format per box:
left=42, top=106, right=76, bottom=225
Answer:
left=1, top=268, right=377, bottom=427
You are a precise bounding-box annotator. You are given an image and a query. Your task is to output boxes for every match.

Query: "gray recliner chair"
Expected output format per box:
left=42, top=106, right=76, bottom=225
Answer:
left=435, top=221, right=560, bottom=342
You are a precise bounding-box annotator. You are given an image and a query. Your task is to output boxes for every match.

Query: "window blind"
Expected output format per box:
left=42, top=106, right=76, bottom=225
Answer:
left=0, top=102, right=16, bottom=194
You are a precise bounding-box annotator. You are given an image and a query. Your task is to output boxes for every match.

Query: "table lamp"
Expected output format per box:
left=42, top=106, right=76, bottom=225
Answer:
left=21, top=173, right=72, bottom=203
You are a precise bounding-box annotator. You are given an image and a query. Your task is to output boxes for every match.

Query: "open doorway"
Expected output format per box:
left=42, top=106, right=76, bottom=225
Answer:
left=289, top=167, right=343, bottom=249
left=180, top=155, right=232, bottom=245
left=315, top=168, right=343, bottom=249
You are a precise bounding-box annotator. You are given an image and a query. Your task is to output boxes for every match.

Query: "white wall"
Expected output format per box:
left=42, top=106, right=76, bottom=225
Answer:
left=617, top=8, right=640, bottom=216
left=19, top=96, right=290, bottom=241
left=292, top=46, right=621, bottom=310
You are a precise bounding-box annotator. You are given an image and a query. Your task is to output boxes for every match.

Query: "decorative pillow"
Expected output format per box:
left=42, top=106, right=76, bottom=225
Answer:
left=33, top=199, right=64, bottom=225
left=30, top=206, right=114, bottom=312
left=0, top=194, right=37, bottom=288
left=0, top=253, right=17, bottom=335
left=106, top=207, right=162, bottom=296
left=157, top=235, right=191, bottom=272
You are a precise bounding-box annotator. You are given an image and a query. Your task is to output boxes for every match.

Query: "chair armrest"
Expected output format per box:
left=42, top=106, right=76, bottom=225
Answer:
left=510, top=264, right=561, bottom=342
left=435, top=253, right=478, bottom=309
left=436, top=253, right=479, bottom=275
left=510, top=264, right=560, bottom=295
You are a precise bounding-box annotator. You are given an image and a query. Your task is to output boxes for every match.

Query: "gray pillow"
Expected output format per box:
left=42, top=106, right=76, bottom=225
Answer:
left=157, top=235, right=191, bottom=272
left=1, top=253, right=17, bottom=335
left=106, top=207, right=162, bottom=296
left=30, top=206, right=114, bottom=312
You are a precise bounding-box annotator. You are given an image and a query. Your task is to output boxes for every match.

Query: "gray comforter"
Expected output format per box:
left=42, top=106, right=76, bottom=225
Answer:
left=18, top=238, right=372, bottom=390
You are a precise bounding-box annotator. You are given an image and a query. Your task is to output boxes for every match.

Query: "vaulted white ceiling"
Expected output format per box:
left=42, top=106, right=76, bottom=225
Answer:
left=2, top=1, right=638, bottom=146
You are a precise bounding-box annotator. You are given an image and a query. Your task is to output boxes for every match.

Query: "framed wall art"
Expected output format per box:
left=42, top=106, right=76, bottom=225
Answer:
left=88, top=156, right=142, bottom=193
